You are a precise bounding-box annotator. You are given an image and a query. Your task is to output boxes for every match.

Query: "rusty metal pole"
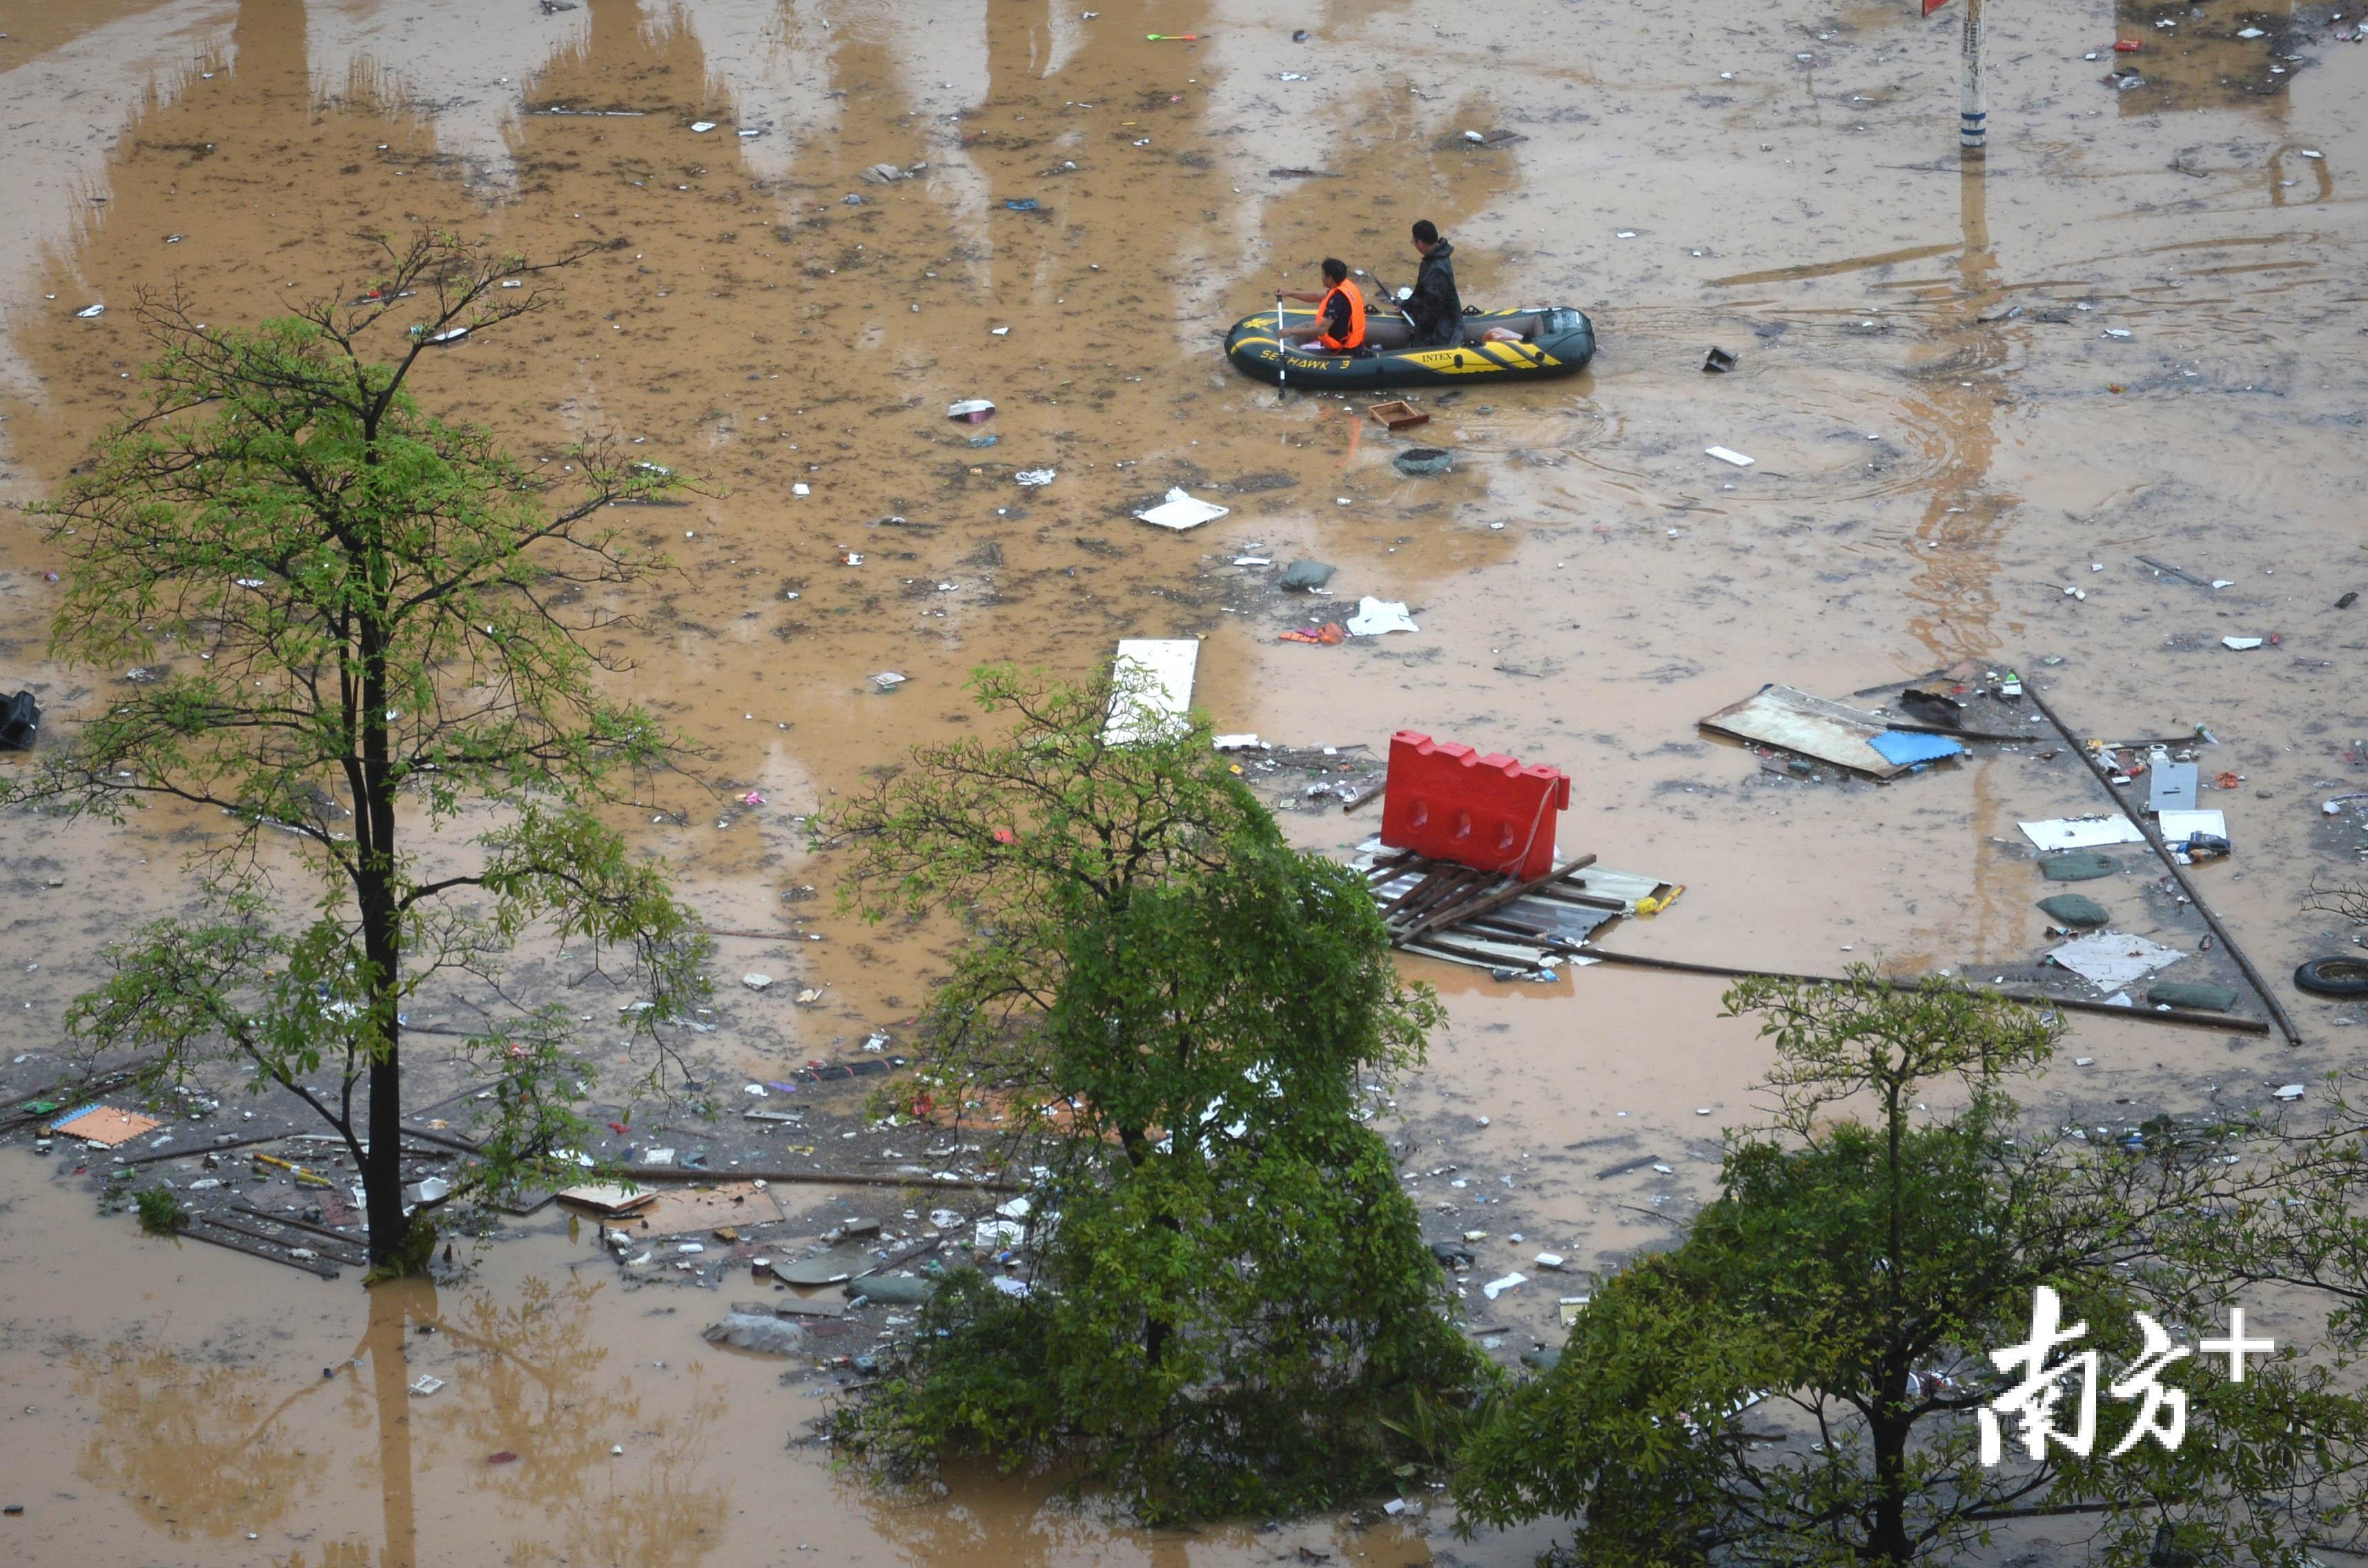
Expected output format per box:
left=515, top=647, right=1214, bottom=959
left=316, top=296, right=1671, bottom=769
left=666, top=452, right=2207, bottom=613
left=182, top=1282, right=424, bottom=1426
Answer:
left=2022, top=683, right=2305, bottom=1046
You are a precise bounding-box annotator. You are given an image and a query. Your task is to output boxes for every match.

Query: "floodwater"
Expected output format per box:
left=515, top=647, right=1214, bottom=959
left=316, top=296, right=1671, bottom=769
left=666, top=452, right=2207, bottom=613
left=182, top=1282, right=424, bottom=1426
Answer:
left=2, top=0, right=2366, bottom=1561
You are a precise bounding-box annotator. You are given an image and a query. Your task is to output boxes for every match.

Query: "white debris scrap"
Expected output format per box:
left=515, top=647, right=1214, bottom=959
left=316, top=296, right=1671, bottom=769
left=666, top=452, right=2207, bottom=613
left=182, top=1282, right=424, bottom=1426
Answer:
left=1346, top=597, right=1418, bottom=636
left=2047, top=930, right=2186, bottom=992
left=1134, top=487, right=1229, bottom=531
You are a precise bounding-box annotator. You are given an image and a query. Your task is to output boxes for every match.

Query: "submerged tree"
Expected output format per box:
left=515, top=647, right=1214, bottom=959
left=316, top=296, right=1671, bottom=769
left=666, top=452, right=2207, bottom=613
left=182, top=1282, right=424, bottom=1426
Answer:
left=4, top=232, right=708, bottom=1273
left=1452, top=971, right=2368, bottom=1566
left=825, top=666, right=1486, bottom=1522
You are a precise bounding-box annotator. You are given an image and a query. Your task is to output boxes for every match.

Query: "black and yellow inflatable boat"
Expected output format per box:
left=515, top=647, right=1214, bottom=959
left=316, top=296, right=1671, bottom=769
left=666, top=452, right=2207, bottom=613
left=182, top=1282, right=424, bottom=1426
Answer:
left=1224, top=304, right=1595, bottom=391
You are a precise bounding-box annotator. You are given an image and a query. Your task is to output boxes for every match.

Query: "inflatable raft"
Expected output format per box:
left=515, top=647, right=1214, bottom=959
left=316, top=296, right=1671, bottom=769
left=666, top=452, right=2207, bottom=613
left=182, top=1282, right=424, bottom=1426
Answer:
left=1224, top=304, right=1594, bottom=391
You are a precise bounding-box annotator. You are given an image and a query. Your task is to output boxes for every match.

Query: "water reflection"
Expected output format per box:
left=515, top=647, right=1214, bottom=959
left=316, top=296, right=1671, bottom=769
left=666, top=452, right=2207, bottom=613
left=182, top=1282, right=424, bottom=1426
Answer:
left=1898, top=152, right=2010, bottom=666
left=71, top=1338, right=333, bottom=1542
left=429, top=1275, right=731, bottom=1568
left=841, top=1462, right=1110, bottom=1568
left=72, top=1271, right=727, bottom=1568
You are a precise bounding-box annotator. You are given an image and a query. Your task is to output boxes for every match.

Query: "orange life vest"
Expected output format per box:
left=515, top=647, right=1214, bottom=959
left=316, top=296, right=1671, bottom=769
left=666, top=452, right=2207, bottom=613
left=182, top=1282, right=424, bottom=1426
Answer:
left=1317, top=279, right=1367, bottom=351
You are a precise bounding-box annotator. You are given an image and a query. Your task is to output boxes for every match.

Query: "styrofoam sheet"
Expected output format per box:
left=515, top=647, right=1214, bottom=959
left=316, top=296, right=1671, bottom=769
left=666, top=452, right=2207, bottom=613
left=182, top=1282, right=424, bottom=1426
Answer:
left=2048, top=930, right=2186, bottom=992
left=1134, top=487, right=1229, bottom=531
left=2019, top=816, right=2146, bottom=851
left=2157, top=808, right=2228, bottom=843
left=1104, top=638, right=1199, bottom=745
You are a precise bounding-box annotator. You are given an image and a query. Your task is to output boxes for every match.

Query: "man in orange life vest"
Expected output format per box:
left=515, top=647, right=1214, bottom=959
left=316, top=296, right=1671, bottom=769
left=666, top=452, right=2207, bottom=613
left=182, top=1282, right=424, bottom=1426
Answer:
left=1273, top=257, right=1365, bottom=353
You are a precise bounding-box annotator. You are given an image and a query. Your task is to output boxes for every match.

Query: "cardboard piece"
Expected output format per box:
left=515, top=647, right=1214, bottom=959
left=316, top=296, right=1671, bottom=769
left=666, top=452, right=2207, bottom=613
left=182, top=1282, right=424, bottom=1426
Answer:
left=555, top=1184, right=657, bottom=1217
left=625, top=1182, right=784, bottom=1237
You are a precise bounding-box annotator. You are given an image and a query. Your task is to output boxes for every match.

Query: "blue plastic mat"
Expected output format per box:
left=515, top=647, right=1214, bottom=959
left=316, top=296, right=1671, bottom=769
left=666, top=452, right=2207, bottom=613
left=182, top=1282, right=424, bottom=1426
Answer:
left=1868, top=729, right=1965, bottom=766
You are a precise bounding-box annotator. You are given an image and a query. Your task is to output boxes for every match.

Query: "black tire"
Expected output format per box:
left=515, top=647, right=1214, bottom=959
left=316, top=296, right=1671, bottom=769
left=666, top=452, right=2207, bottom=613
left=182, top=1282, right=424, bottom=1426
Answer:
left=2295, top=956, right=2368, bottom=997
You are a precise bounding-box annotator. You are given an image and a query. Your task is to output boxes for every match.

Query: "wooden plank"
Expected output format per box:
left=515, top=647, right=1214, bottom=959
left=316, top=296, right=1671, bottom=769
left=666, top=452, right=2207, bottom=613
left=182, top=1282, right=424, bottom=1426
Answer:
left=1526, top=885, right=1636, bottom=912
left=1378, top=865, right=1456, bottom=919
left=1396, top=854, right=1598, bottom=946
left=1393, top=867, right=1498, bottom=925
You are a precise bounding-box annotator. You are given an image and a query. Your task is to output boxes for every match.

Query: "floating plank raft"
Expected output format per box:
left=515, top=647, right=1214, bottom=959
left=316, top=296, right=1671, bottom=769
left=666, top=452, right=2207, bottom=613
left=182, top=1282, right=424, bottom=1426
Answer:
left=1699, top=683, right=1964, bottom=779
left=1349, top=837, right=1678, bottom=975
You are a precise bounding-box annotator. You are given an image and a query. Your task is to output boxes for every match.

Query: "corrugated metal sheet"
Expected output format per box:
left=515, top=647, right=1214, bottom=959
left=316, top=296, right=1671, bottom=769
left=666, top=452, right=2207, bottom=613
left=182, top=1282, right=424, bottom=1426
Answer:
left=1351, top=841, right=1675, bottom=977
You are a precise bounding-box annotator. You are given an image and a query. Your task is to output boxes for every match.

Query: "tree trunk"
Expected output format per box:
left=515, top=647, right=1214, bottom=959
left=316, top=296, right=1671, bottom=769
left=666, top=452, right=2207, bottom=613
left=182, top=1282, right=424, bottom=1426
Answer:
left=1117, top=1124, right=1174, bottom=1368
left=1869, top=1399, right=1912, bottom=1561
left=359, top=875, right=408, bottom=1266
left=358, top=612, right=409, bottom=1270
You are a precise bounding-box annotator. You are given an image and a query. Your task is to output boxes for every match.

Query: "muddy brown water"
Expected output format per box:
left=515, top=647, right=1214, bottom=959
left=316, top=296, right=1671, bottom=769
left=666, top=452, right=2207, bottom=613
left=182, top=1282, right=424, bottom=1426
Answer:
left=3, top=0, right=2367, bottom=1561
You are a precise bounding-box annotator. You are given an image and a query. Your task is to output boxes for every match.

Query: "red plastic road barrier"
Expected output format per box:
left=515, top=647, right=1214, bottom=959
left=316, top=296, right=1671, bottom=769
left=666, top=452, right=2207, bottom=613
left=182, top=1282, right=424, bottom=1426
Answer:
left=1380, top=732, right=1571, bottom=881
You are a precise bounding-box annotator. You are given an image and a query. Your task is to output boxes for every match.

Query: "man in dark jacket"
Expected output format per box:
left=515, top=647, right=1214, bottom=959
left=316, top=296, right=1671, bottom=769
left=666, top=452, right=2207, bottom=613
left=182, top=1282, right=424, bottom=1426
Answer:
left=1405, top=219, right=1463, bottom=346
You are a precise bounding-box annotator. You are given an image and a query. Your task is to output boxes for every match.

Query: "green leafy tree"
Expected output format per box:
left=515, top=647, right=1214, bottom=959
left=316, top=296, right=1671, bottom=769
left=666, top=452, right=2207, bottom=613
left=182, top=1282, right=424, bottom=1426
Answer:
left=3, top=232, right=709, bottom=1272
left=825, top=666, right=1486, bottom=1522
left=1452, top=971, right=2368, bottom=1565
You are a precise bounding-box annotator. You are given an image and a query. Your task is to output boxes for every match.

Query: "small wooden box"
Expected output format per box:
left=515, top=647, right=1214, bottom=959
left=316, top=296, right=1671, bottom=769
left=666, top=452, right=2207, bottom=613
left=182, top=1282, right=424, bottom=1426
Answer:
left=1366, top=400, right=1429, bottom=431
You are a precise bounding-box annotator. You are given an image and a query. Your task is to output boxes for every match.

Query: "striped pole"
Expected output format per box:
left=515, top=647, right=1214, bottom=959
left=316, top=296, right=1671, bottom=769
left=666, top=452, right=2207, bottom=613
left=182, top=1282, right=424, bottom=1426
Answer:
left=1959, top=0, right=1987, bottom=149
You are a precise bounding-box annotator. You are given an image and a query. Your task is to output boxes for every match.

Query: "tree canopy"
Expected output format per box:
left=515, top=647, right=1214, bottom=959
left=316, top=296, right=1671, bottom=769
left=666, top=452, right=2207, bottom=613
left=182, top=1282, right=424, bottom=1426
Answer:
left=827, top=666, right=1485, bottom=1521
left=1452, top=971, right=2368, bottom=1565
left=5, top=232, right=708, bottom=1271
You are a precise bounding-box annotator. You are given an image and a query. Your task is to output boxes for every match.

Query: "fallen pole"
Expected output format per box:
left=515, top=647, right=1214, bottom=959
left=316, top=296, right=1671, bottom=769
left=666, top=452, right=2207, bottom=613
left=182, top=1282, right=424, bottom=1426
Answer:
left=229, top=1202, right=371, bottom=1248
left=195, top=1211, right=369, bottom=1268
left=174, top=1219, right=342, bottom=1279
left=1578, top=948, right=2271, bottom=1035
left=400, top=1124, right=485, bottom=1156
left=607, top=1164, right=1026, bottom=1194
left=115, top=1130, right=305, bottom=1168
left=2022, top=683, right=2303, bottom=1046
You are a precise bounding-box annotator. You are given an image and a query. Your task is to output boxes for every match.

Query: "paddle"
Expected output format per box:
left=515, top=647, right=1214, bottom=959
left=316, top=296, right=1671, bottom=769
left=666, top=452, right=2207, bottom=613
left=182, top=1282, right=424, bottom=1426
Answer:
left=1273, top=299, right=1289, bottom=397
left=1367, top=273, right=1419, bottom=330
